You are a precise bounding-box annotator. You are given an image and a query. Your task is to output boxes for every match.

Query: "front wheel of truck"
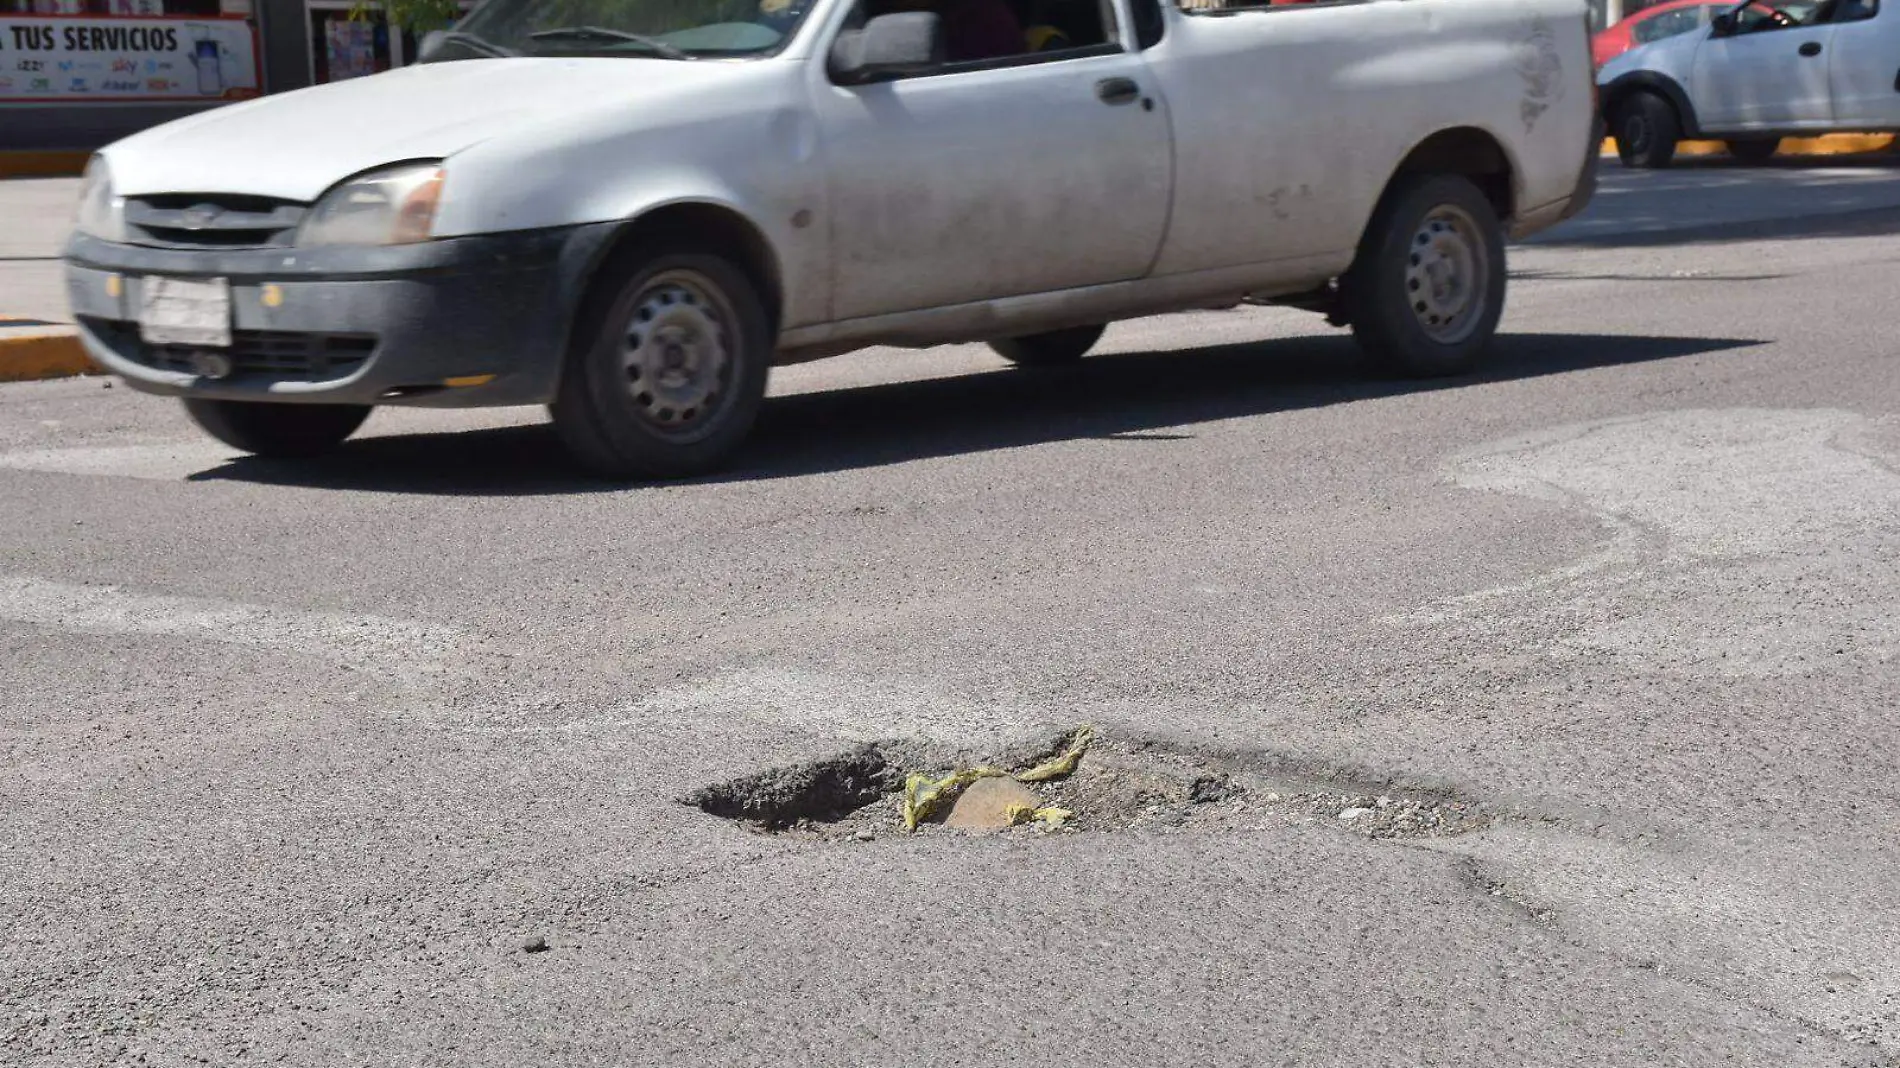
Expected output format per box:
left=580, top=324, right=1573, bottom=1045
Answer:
left=989, top=324, right=1106, bottom=367
left=1341, top=173, right=1507, bottom=379
left=551, top=247, right=771, bottom=481
left=183, top=399, right=371, bottom=458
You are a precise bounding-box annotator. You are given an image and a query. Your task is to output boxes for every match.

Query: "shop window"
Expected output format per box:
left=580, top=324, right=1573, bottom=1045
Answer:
left=308, top=3, right=395, bottom=81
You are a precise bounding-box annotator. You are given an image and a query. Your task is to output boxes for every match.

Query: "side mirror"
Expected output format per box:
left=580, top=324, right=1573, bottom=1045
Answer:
left=1710, top=11, right=1736, bottom=34
left=419, top=29, right=448, bottom=58
left=830, top=12, right=943, bottom=84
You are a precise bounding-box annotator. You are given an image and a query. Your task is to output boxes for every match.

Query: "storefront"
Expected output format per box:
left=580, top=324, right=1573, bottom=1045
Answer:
left=1, top=0, right=470, bottom=150
left=0, top=0, right=266, bottom=148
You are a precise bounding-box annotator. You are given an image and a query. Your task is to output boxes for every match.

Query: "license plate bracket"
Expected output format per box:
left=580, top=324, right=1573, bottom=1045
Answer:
left=139, top=276, right=233, bottom=349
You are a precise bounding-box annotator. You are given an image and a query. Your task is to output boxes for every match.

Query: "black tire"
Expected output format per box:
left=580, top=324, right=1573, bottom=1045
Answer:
left=182, top=398, right=370, bottom=458
left=988, top=324, right=1106, bottom=367
left=1340, top=173, right=1506, bottom=379
left=1614, top=92, right=1680, bottom=169
left=1726, top=138, right=1781, bottom=164
left=550, top=246, right=772, bottom=481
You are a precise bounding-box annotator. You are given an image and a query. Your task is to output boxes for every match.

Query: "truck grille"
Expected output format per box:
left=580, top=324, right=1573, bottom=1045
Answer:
left=87, top=319, right=375, bottom=380
left=125, top=194, right=308, bottom=250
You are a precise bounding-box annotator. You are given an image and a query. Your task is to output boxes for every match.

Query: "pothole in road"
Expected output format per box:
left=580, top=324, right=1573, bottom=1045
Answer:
left=684, top=728, right=1498, bottom=843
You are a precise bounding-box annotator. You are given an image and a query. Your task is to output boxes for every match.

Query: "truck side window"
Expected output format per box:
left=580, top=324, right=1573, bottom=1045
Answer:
left=1734, top=0, right=1831, bottom=31
left=1832, top=0, right=1877, bottom=22
left=848, top=0, right=1122, bottom=63
left=1632, top=6, right=1704, bottom=42
left=1176, top=0, right=1365, bottom=15
left=1127, top=0, right=1166, bottom=46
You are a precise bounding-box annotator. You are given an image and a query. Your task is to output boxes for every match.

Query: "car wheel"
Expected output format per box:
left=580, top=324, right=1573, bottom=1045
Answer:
left=1614, top=92, right=1680, bottom=169
left=1341, top=173, right=1506, bottom=378
left=1725, top=138, right=1781, bottom=164
left=183, top=398, right=371, bottom=458
left=988, top=324, right=1106, bottom=367
left=551, top=247, right=771, bottom=480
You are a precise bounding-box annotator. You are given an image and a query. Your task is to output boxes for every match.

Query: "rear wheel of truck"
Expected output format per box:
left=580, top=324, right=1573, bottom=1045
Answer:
left=1614, top=92, right=1680, bottom=169
left=989, top=324, right=1106, bottom=367
left=551, top=246, right=771, bottom=481
left=1341, top=173, right=1506, bottom=378
left=183, top=399, right=371, bottom=458
left=1725, top=138, right=1781, bottom=164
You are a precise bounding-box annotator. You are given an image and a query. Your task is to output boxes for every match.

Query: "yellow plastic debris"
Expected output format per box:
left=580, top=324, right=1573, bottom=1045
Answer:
left=901, top=768, right=1002, bottom=831
left=1014, top=725, right=1095, bottom=782
left=1031, top=806, right=1072, bottom=828
left=898, top=726, right=1096, bottom=832
left=1003, top=802, right=1073, bottom=828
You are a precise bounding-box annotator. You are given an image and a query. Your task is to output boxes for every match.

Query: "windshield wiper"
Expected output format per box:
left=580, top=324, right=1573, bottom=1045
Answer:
left=527, top=26, right=695, bottom=59
left=431, top=31, right=519, bottom=59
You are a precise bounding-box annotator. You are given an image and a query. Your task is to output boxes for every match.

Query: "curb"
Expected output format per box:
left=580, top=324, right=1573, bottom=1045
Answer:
left=1599, top=133, right=1896, bottom=157
left=0, top=150, right=91, bottom=180
left=0, top=325, right=96, bottom=383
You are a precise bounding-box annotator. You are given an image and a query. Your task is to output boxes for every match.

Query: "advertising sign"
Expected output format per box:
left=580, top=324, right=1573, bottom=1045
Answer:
left=0, top=16, right=261, bottom=103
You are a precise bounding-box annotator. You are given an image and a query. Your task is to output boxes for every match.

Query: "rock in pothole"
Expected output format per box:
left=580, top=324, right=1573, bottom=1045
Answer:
left=943, top=776, right=1047, bottom=833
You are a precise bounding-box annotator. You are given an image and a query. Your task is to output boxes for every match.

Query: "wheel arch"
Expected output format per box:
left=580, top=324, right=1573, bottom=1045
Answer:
left=1600, top=71, right=1702, bottom=139
left=1362, top=126, right=1519, bottom=246
left=547, top=199, right=787, bottom=395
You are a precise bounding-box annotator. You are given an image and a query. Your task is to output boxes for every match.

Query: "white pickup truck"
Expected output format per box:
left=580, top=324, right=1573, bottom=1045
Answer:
left=64, top=0, right=1598, bottom=478
left=1599, top=0, right=1897, bottom=167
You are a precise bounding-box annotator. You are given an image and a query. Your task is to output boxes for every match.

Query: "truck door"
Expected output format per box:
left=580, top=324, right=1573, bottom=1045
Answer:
left=1691, top=1, right=1836, bottom=131
left=812, top=0, right=1174, bottom=322
left=1822, top=0, right=1900, bottom=126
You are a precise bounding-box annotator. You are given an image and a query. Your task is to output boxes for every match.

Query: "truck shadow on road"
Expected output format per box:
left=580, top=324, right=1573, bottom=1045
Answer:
left=188, top=331, right=1762, bottom=496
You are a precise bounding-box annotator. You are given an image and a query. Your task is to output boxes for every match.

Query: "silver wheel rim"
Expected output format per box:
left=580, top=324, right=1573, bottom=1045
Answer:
left=618, top=269, right=738, bottom=443
left=1404, top=205, right=1489, bottom=345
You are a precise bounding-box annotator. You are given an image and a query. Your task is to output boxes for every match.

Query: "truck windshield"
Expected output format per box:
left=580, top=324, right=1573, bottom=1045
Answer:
left=428, top=0, right=819, bottom=60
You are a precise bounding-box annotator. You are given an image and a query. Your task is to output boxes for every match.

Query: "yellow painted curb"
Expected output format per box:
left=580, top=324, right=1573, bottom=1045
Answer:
left=0, top=150, right=91, bottom=180
left=0, top=330, right=98, bottom=382
left=1600, top=133, right=1895, bottom=157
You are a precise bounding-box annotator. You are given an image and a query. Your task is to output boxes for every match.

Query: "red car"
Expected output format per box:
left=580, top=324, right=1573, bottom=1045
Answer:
left=1592, top=0, right=1725, bottom=66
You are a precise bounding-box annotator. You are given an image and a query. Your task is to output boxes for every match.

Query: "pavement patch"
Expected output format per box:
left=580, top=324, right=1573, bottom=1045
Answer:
left=0, top=439, right=243, bottom=481
left=0, top=573, right=469, bottom=686
left=1405, top=408, right=1900, bottom=678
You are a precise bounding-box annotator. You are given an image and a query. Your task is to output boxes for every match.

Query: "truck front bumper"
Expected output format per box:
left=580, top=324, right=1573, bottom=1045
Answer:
left=63, top=224, right=614, bottom=408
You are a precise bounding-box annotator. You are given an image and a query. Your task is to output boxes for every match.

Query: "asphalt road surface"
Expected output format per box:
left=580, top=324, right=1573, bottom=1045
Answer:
left=4, top=158, right=1900, bottom=1067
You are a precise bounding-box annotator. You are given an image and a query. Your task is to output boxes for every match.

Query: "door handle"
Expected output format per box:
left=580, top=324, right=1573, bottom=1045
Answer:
left=1800, top=41, right=1823, bottom=56
left=1096, top=77, right=1140, bottom=105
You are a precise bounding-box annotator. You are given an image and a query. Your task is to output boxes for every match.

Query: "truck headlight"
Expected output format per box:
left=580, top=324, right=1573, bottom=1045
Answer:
left=298, top=163, right=445, bottom=247
left=74, top=156, right=127, bottom=243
